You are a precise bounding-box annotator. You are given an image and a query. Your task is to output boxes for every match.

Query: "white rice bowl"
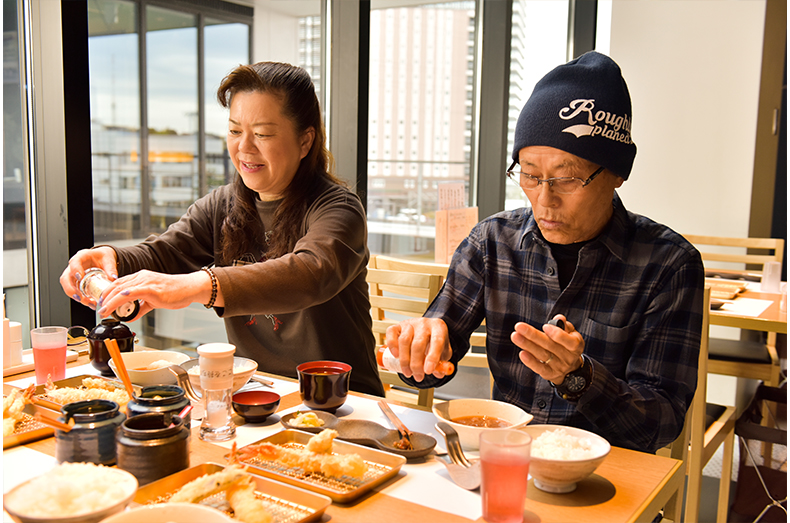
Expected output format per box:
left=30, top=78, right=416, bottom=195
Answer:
left=520, top=424, right=610, bottom=493
left=3, top=462, right=138, bottom=523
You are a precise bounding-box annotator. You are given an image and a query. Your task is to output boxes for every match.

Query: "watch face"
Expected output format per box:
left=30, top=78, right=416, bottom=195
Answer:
left=566, top=375, right=586, bottom=393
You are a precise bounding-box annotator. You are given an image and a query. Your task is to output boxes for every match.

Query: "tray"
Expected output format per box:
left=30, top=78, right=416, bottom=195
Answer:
left=3, top=384, right=53, bottom=449
left=706, top=279, right=748, bottom=300
left=281, top=411, right=436, bottom=459
left=32, top=375, right=139, bottom=411
left=134, top=463, right=331, bottom=523
left=232, top=429, right=406, bottom=503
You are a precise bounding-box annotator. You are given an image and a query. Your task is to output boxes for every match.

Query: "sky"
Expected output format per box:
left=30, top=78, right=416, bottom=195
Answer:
left=88, top=23, right=248, bottom=136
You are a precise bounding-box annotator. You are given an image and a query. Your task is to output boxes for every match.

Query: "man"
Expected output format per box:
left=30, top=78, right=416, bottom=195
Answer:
left=386, top=52, right=704, bottom=453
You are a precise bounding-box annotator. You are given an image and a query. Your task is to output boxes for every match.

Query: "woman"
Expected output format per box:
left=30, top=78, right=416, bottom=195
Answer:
left=60, top=62, right=384, bottom=396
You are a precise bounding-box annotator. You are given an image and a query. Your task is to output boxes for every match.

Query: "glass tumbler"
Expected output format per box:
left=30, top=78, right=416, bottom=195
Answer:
left=196, top=342, right=236, bottom=442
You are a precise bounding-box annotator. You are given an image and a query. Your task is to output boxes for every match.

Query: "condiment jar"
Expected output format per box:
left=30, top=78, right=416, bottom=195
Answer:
left=116, top=412, right=190, bottom=486
left=55, top=399, right=125, bottom=466
left=127, top=385, right=192, bottom=429
left=87, top=318, right=135, bottom=376
left=79, top=267, right=141, bottom=321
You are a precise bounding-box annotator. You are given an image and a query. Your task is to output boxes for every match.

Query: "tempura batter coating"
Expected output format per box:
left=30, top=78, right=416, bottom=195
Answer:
left=238, top=429, right=367, bottom=479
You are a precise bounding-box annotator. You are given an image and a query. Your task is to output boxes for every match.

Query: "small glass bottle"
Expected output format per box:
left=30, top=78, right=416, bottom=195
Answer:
left=196, top=343, right=236, bottom=442
left=376, top=346, right=455, bottom=375
left=79, top=268, right=140, bottom=321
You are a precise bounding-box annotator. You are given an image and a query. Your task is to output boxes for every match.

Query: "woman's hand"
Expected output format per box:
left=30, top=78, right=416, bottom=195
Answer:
left=385, top=317, right=453, bottom=381
left=60, top=247, right=118, bottom=309
left=511, top=315, right=584, bottom=384
left=97, top=269, right=221, bottom=321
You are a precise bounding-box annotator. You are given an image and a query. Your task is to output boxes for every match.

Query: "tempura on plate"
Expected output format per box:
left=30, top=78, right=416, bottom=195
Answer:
left=237, top=428, right=367, bottom=479
left=167, top=463, right=272, bottom=523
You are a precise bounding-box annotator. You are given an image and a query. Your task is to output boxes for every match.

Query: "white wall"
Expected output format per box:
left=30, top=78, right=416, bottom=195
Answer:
left=607, top=1, right=768, bottom=409
left=609, top=0, right=766, bottom=239
left=251, top=7, right=301, bottom=64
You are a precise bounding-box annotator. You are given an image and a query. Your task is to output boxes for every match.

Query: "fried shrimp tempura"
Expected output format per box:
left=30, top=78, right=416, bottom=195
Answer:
left=168, top=464, right=249, bottom=503
left=226, top=476, right=273, bottom=523
left=3, top=385, right=35, bottom=437
left=237, top=429, right=367, bottom=479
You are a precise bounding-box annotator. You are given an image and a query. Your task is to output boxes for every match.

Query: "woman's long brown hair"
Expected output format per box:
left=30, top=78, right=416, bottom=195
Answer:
left=216, top=62, right=343, bottom=264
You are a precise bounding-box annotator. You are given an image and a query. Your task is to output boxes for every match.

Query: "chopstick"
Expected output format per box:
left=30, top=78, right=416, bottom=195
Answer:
left=34, top=412, right=75, bottom=432
left=378, top=400, right=414, bottom=449
left=105, top=338, right=137, bottom=400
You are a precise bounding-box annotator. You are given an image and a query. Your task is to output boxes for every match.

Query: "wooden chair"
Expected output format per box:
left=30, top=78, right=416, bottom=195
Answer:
left=366, top=261, right=443, bottom=409
left=661, top=287, right=737, bottom=523
left=681, top=234, right=784, bottom=270
left=372, top=255, right=492, bottom=393
left=682, top=234, right=785, bottom=398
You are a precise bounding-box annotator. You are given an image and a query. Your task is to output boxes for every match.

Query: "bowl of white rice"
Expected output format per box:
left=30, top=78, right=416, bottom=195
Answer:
left=521, top=424, right=611, bottom=493
left=3, top=462, right=138, bottom=523
left=109, top=350, right=191, bottom=387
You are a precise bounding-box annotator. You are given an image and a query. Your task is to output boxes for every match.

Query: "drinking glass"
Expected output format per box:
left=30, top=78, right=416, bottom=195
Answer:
left=31, top=326, right=68, bottom=384
left=480, top=429, right=532, bottom=523
left=762, top=261, right=782, bottom=293
left=197, top=343, right=236, bottom=442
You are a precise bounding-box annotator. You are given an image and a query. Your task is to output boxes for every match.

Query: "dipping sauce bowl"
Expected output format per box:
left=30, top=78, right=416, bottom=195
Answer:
left=231, top=390, right=281, bottom=423
left=296, top=361, right=352, bottom=412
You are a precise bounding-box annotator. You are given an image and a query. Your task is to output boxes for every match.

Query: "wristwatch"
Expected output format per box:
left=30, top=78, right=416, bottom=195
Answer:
left=550, top=355, right=593, bottom=401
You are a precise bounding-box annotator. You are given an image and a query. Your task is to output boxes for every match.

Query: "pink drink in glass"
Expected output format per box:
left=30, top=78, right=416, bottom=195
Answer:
left=480, top=430, right=531, bottom=523
left=31, top=327, right=68, bottom=384
left=33, top=345, right=67, bottom=384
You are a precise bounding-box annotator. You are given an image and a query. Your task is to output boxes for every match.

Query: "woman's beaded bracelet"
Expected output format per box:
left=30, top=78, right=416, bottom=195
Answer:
left=202, top=267, right=218, bottom=308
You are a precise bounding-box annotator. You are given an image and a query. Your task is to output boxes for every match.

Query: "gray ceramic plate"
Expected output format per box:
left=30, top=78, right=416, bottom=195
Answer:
left=280, top=411, right=436, bottom=459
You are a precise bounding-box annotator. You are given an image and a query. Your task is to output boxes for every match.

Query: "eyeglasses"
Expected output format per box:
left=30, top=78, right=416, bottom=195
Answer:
left=505, top=161, right=605, bottom=195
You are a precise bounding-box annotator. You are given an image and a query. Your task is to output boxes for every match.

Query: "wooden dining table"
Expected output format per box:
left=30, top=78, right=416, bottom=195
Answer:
left=4, top=353, right=683, bottom=523
left=708, top=285, right=787, bottom=334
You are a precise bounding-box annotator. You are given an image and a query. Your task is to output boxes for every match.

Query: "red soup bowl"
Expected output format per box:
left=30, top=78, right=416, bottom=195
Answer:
left=296, top=361, right=352, bottom=412
left=231, top=391, right=281, bottom=423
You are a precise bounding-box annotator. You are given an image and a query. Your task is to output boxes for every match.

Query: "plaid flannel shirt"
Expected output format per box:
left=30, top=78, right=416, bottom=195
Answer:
left=405, top=194, right=704, bottom=453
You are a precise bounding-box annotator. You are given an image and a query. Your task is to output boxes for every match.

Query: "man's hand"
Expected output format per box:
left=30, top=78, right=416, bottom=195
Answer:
left=385, top=317, right=453, bottom=381
left=511, top=315, right=584, bottom=384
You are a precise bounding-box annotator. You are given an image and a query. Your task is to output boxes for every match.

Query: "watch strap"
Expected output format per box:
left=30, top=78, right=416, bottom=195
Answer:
left=550, top=355, right=593, bottom=401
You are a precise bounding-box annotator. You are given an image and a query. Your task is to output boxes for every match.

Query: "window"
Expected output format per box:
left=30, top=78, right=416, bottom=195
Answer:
left=3, top=0, right=29, bottom=342
left=367, top=1, right=477, bottom=258
left=505, top=0, right=570, bottom=211
left=87, top=0, right=252, bottom=348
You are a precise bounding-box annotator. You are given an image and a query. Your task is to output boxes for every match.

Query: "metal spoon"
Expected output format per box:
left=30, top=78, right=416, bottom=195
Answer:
left=435, top=422, right=480, bottom=490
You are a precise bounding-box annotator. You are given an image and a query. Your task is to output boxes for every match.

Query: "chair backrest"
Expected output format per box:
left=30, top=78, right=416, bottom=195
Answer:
left=371, top=255, right=449, bottom=299
left=682, top=234, right=784, bottom=270
left=661, top=286, right=711, bottom=522
left=366, top=261, right=444, bottom=409
left=366, top=266, right=444, bottom=345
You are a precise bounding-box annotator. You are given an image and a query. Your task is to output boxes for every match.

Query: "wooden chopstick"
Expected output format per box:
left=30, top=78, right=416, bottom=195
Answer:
left=105, top=338, right=136, bottom=400
left=34, top=412, right=75, bottom=432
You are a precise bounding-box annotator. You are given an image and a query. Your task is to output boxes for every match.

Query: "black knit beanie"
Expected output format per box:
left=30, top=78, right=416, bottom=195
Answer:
left=512, top=51, right=637, bottom=180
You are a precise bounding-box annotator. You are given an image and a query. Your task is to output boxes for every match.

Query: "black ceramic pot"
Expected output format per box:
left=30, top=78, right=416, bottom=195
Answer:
left=55, top=399, right=125, bottom=465
left=116, top=412, right=190, bottom=486
left=88, top=318, right=135, bottom=376
left=127, top=385, right=192, bottom=428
